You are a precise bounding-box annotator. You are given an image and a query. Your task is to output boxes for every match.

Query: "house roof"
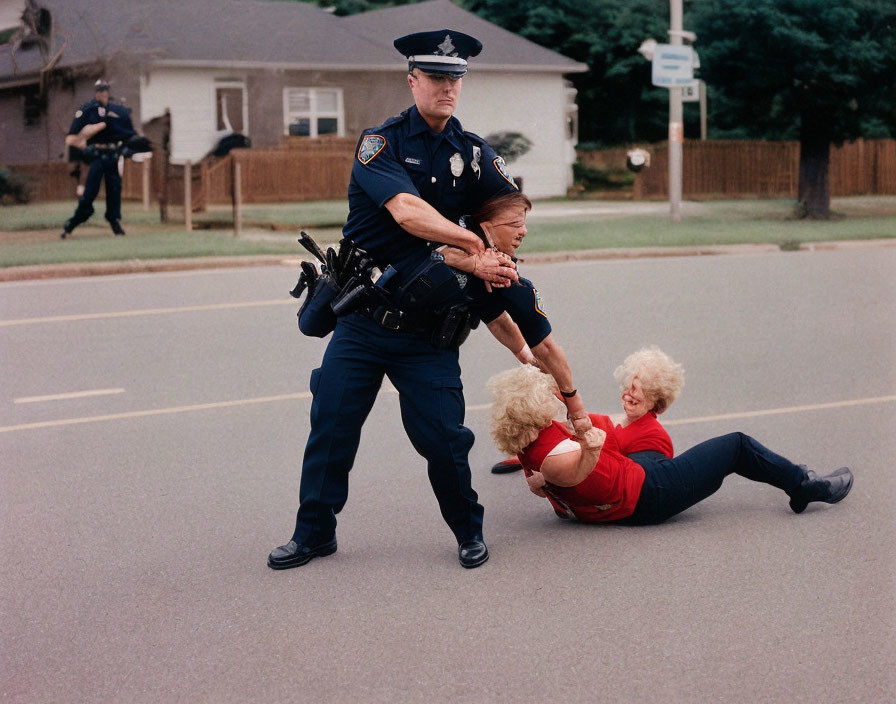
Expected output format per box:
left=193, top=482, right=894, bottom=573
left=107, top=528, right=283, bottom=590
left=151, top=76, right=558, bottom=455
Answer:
left=0, top=0, right=587, bottom=84
left=342, top=0, right=587, bottom=74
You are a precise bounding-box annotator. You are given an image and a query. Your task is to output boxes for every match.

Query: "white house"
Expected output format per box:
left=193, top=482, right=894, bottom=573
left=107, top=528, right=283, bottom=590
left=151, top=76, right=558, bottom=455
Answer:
left=1, top=0, right=588, bottom=198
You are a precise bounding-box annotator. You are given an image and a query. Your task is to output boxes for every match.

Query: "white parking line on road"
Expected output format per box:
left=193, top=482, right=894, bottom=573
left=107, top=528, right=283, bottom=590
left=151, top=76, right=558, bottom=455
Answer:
left=3, top=392, right=893, bottom=435
left=0, top=299, right=295, bottom=327
left=14, top=388, right=125, bottom=404
left=661, top=395, right=896, bottom=426
left=470, top=395, right=896, bottom=421
left=0, top=392, right=313, bottom=433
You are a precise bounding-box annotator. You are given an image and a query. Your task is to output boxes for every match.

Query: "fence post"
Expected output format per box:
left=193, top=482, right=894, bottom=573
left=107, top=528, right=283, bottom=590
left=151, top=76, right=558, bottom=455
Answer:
left=142, top=159, right=151, bottom=210
left=232, top=158, right=242, bottom=238
left=184, top=161, right=192, bottom=232
left=201, top=159, right=210, bottom=212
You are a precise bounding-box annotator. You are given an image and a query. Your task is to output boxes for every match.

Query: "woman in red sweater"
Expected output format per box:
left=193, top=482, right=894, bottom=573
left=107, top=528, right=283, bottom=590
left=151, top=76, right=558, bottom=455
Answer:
left=487, top=356, right=853, bottom=524
left=490, top=345, right=678, bottom=473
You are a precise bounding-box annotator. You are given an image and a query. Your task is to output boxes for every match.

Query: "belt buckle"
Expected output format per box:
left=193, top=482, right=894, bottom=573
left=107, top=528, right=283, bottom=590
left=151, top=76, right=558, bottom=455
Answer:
left=377, top=308, right=402, bottom=330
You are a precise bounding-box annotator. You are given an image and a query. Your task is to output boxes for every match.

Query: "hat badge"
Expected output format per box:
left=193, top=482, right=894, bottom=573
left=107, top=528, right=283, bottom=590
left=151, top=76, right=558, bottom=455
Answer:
left=437, top=34, right=457, bottom=56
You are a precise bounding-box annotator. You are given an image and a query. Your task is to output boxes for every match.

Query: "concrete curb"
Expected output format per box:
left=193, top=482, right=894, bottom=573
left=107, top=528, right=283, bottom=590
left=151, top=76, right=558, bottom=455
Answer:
left=1, top=239, right=894, bottom=282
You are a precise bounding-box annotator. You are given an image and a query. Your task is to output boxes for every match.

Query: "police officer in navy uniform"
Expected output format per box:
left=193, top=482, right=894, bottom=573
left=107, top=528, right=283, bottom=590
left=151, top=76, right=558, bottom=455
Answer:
left=60, top=80, right=137, bottom=239
left=268, top=29, right=523, bottom=570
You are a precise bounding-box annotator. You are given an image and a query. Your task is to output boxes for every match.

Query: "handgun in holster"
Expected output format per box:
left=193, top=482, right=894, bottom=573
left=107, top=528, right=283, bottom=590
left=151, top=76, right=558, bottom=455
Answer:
left=327, top=239, right=386, bottom=317
left=430, top=304, right=480, bottom=350
left=290, top=232, right=339, bottom=337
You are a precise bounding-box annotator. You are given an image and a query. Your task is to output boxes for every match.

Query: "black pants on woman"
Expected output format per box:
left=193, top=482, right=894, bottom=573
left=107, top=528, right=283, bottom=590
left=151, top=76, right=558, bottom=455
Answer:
left=621, top=432, right=805, bottom=525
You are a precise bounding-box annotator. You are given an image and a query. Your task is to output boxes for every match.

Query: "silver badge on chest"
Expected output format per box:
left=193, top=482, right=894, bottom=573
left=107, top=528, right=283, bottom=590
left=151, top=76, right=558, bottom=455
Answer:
left=449, top=152, right=464, bottom=178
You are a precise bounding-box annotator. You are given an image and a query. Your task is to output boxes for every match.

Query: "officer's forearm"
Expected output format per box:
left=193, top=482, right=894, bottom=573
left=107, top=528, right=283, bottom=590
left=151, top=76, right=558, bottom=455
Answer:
left=385, top=192, right=484, bottom=255
left=485, top=313, right=529, bottom=361
left=531, top=334, right=586, bottom=419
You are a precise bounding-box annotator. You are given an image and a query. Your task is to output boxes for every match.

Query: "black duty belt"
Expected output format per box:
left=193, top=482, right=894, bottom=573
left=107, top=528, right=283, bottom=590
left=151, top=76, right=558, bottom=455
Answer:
left=358, top=305, right=432, bottom=334
left=90, top=143, right=120, bottom=151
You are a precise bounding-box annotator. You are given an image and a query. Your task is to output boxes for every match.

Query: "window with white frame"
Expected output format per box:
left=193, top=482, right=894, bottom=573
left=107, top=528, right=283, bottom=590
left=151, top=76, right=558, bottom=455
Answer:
left=215, top=82, right=247, bottom=133
left=283, top=87, right=344, bottom=137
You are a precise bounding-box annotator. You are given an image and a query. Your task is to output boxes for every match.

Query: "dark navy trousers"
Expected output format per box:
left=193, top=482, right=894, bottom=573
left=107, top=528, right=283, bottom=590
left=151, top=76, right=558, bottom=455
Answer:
left=291, top=313, right=484, bottom=545
left=622, top=432, right=805, bottom=525
left=68, top=152, right=122, bottom=229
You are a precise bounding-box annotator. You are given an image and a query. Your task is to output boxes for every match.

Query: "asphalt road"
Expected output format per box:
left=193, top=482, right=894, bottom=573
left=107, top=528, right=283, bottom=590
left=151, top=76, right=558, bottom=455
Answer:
left=2, top=247, right=895, bottom=703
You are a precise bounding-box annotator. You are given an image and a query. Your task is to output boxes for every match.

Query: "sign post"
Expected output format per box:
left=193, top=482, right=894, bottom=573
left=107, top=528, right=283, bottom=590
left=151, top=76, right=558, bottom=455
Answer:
left=653, top=2, right=690, bottom=223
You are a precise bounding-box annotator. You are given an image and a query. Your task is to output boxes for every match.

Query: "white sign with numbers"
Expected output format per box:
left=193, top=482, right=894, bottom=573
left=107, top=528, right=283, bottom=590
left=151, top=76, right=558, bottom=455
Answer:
left=651, top=44, right=694, bottom=87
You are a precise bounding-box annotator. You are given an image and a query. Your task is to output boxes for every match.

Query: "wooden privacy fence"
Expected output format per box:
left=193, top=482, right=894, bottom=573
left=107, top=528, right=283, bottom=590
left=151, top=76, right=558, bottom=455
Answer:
left=579, top=139, right=896, bottom=199
left=2, top=137, right=358, bottom=206
left=3, top=161, right=78, bottom=201
left=227, top=138, right=356, bottom=203
left=139, top=137, right=356, bottom=207
left=8, top=137, right=896, bottom=204
left=120, top=137, right=357, bottom=208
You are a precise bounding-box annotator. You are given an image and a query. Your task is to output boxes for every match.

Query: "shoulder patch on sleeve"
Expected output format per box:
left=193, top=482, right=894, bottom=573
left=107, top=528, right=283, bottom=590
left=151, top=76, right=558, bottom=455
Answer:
left=533, top=286, right=547, bottom=317
left=493, top=156, right=519, bottom=189
left=519, top=280, right=547, bottom=318
left=358, top=135, right=386, bottom=165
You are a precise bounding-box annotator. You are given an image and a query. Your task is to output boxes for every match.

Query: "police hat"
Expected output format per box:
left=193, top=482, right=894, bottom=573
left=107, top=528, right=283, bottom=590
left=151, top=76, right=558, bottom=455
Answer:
left=394, top=29, right=482, bottom=78
left=94, top=79, right=110, bottom=91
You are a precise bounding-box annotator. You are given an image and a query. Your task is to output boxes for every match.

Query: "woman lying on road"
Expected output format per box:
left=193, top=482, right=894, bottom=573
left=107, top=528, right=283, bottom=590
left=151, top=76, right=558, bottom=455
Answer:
left=487, top=352, right=853, bottom=525
left=489, top=345, right=682, bottom=474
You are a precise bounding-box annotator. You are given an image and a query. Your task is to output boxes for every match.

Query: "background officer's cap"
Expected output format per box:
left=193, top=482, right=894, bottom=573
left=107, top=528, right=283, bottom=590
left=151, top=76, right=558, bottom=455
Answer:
left=394, top=29, right=482, bottom=78
left=94, top=79, right=110, bottom=91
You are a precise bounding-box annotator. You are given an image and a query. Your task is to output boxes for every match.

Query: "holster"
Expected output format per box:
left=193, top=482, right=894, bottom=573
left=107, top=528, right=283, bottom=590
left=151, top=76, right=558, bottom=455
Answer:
left=329, top=277, right=370, bottom=317
left=430, top=305, right=479, bottom=350
left=298, top=272, right=340, bottom=337
left=395, top=250, right=466, bottom=313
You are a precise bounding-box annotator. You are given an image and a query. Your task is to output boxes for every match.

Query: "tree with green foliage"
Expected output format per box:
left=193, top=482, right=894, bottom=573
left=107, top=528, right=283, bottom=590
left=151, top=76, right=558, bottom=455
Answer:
left=691, top=0, right=896, bottom=218
left=296, top=0, right=895, bottom=216
left=462, top=0, right=673, bottom=145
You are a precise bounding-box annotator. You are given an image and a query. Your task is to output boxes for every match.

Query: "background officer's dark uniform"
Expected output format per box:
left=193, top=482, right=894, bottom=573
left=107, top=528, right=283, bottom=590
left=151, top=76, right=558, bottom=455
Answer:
left=63, top=95, right=136, bottom=236
left=287, top=103, right=517, bottom=553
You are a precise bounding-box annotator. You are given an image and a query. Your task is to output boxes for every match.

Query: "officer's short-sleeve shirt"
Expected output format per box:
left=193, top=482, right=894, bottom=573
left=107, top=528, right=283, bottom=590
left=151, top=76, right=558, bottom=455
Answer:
left=464, top=274, right=552, bottom=348
left=68, top=100, right=136, bottom=144
left=343, top=105, right=518, bottom=274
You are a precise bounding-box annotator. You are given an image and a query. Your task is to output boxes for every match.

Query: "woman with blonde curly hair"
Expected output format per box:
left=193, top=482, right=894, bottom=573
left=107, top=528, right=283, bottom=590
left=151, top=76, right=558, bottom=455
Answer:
left=611, top=345, right=684, bottom=461
left=488, top=351, right=853, bottom=525
left=489, top=345, right=684, bottom=473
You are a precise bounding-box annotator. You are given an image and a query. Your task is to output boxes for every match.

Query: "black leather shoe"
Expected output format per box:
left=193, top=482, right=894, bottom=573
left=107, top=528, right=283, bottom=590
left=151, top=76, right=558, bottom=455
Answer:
left=491, top=458, right=523, bottom=474
left=60, top=220, right=73, bottom=239
left=267, top=536, right=337, bottom=570
left=789, top=467, right=853, bottom=514
left=109, top=219, right=126, bottom=236
left=458, top=537, right=489, bottom=568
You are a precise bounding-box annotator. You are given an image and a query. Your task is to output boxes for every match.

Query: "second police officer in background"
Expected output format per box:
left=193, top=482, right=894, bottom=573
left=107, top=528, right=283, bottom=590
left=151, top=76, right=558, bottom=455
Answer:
left=61, top=79, right=138, bottom=239
left=269, top=29, right=522, bottom=570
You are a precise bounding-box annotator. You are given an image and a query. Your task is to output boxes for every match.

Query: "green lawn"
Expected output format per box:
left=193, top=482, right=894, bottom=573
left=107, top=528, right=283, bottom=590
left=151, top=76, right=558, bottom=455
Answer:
left=524, top=209, right=896, bottom=252
left=2, top=196, right=894, bottom=268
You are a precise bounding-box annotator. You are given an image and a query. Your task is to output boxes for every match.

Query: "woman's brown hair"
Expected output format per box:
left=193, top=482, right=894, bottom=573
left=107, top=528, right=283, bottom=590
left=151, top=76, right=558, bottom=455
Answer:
left=469, top=191, right=532, bottom=230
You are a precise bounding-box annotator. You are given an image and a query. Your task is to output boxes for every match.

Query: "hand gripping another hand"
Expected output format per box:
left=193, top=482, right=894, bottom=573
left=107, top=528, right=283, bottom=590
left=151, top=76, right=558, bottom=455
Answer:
left=578, top=426, right=605, bottom=452
left=473, top=249, right=518, bottom=288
